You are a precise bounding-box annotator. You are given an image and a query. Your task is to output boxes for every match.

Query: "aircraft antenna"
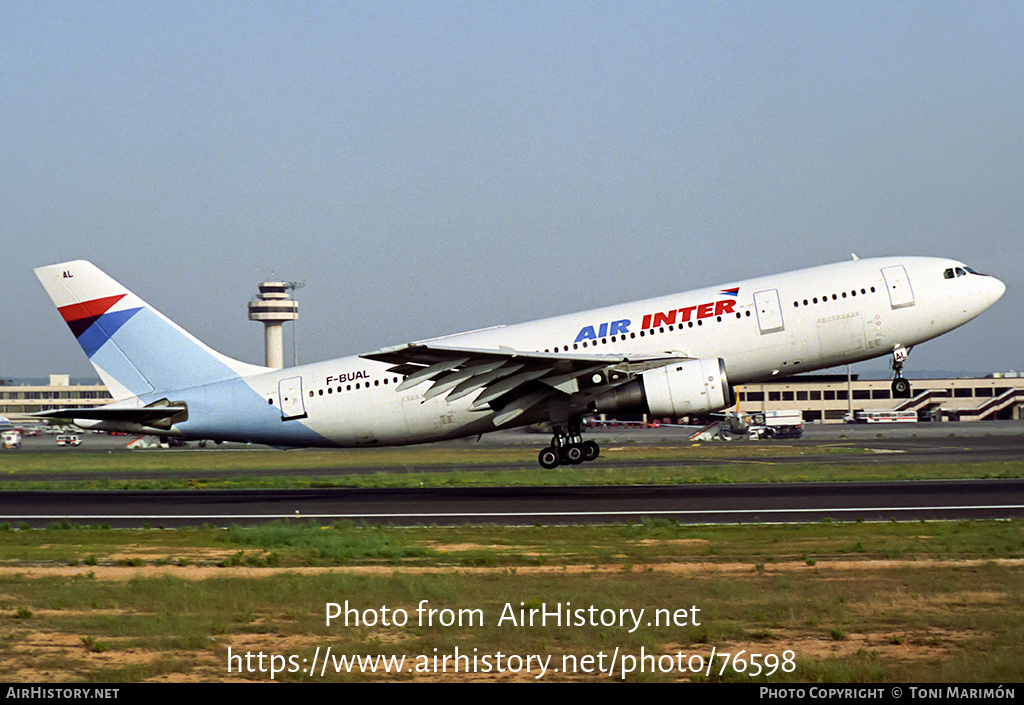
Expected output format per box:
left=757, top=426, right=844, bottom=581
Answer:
left=285, top=281, right=305, bottom=366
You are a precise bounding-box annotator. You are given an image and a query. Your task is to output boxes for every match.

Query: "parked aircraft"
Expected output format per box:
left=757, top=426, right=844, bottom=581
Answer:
left=34, top=257, right=1004, bottom=467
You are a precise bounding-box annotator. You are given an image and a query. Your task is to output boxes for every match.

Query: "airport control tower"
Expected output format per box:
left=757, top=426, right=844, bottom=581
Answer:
left=248, top=281, right=298, bottom=369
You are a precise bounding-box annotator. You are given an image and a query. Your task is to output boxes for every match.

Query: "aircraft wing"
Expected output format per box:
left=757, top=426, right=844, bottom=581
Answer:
left=362, top=343, right=688, bottom=426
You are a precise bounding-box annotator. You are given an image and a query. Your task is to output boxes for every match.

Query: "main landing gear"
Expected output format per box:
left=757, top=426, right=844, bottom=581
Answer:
left=537, top=416, right=600, bottom=469
left=891, top=345, right=913, bottom=399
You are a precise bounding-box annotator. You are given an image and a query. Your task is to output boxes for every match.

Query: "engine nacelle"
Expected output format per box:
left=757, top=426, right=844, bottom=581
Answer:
left=592, top=358, right=734, bottom=417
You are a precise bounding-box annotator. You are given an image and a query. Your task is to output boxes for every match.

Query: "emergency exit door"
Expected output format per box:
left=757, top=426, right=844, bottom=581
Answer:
left=753, top=289, right=785, bottom=334
left=278, top=376, right=308, bottom=421
left=881, top=265, right=915, bottom=309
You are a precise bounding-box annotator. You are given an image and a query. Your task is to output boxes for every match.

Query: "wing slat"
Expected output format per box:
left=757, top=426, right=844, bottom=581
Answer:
left=470, top=367, right=554, bottom=409
left=395, top=358, right=470, bottom=391
left=446, top=363, right=525, bottom=402
left=422, top=360, right=508, bottom=400
left=493, top=390, right=550, bottom=426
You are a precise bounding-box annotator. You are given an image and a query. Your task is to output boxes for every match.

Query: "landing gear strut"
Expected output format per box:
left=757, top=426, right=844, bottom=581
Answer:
left=537, top=416, right=600, bottom=469
left=891, top=345, right=912, bottom=399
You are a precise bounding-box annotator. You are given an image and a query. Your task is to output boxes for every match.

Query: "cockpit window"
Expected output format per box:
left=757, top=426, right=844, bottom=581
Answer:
left=944, top=266, right=978, bottom=280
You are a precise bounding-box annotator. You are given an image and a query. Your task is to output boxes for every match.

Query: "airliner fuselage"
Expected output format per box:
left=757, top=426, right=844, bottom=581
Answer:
left=35, top=256, right=1004, bottom=466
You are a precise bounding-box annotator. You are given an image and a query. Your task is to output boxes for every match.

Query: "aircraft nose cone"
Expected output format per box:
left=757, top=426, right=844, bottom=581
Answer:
left=989, top=275, right=1006, bottom=306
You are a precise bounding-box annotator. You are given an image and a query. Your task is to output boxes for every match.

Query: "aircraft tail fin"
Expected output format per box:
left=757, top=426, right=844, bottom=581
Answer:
left=35, top=261, right=270, bottom=400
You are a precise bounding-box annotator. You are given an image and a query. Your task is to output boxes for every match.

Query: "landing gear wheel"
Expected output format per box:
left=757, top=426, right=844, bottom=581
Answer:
left=892, top=377, right=912, bottom=398
left=538, top=447, right=560, bottom=469
left=537, top=414, right=598, bottom=468
left=563, top=444, right=585, bottom=465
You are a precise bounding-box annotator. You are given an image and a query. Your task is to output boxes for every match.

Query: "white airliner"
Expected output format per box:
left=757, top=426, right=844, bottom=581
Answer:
left=34, top=257, right=1004, bottom=467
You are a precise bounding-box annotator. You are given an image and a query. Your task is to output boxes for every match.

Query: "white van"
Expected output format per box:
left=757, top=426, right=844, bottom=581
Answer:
left=56, top=434, right=81, bottom=447
left=2, top=430, right=21, bottom=449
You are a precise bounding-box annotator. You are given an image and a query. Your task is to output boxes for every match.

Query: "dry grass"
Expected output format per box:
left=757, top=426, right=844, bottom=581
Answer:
left=2, top=526, right=1022, bottom=682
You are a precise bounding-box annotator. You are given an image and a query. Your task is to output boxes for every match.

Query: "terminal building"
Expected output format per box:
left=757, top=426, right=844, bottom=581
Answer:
left=0, top=375, right=112, bottom=417
left=2, top=372, right=1023, bottom=425
left=735, top=372, right=1024, bottom=423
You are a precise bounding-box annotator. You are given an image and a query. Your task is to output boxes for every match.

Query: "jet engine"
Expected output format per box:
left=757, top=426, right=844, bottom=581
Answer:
left=591, top=358, right=733, bottom=417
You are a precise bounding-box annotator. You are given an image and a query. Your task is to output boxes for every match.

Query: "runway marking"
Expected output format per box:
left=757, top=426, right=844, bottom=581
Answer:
left=7, top=504, right=1024, bottom=521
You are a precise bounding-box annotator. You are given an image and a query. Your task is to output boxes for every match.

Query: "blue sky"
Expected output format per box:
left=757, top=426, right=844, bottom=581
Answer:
left=2, top=1, right=1022, bottom=380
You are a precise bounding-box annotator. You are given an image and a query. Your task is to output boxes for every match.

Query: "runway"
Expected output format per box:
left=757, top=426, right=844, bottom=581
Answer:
left=3, top=479, right=1023, bottom=528
left=1, top=422, right=1022, bottom=527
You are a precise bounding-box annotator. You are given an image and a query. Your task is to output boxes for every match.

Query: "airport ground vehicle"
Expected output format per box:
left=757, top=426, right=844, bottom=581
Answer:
left=748, top=409, right=804, bottom=438
left=848, top=410, right=919, bottom=423
left=1, top=430, right=21, bottom=449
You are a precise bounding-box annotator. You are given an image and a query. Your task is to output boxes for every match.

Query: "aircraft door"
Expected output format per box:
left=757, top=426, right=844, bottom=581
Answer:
left=278, top=376, right=308, bottom=421
left=881, top=265, right=915, bottom=309
left=753, top=289, right=785, bottom=334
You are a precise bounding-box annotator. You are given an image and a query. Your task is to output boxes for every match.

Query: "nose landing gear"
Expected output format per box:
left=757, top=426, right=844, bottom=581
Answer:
left=891, top=345, right=913, bottom=398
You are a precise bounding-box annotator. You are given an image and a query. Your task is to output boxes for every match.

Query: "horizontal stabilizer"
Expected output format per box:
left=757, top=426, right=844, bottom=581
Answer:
left=31, top=406, right=186, bottom=423
left=32, top=398, right=188, bottom=431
